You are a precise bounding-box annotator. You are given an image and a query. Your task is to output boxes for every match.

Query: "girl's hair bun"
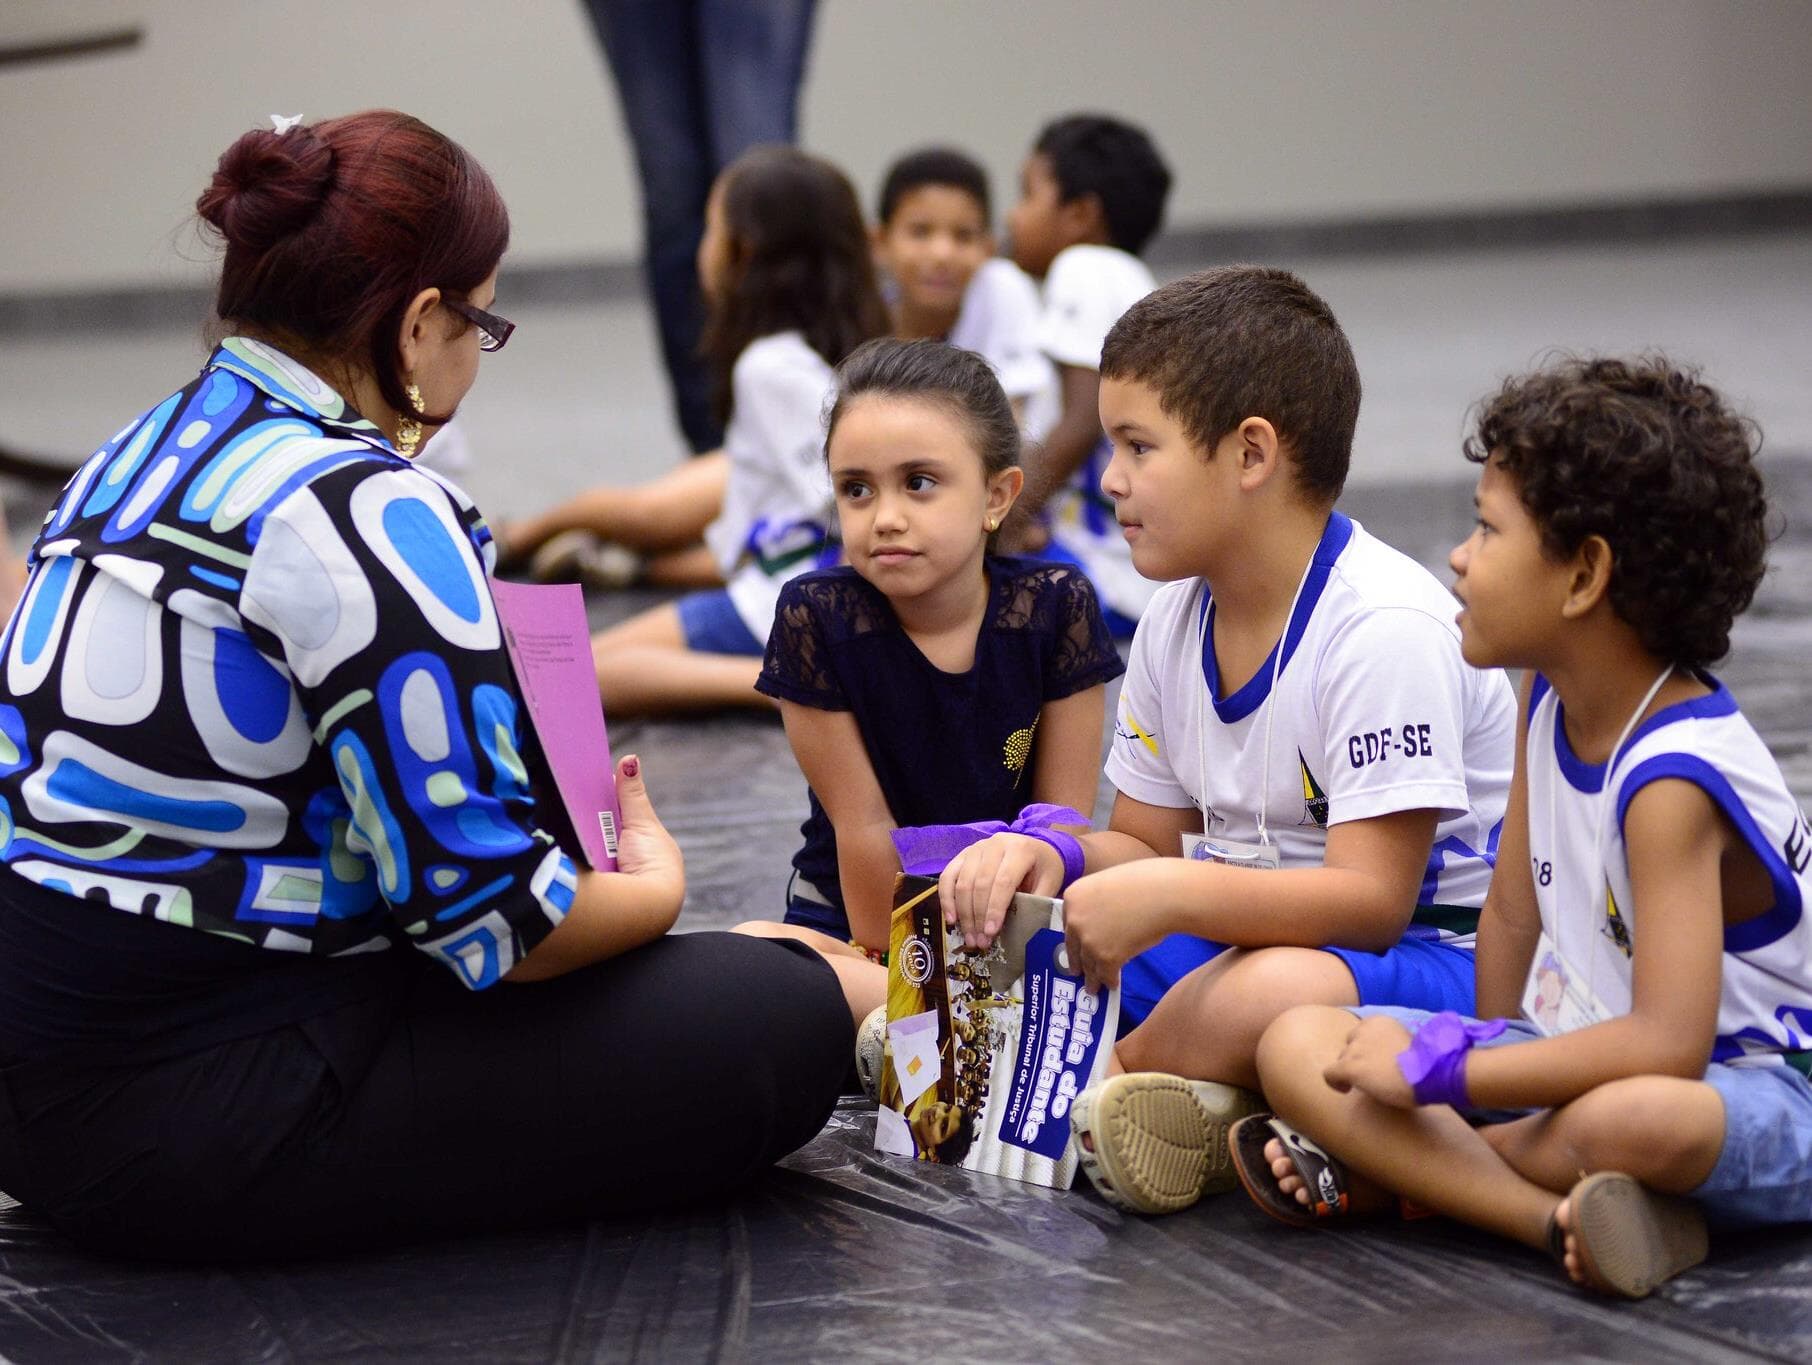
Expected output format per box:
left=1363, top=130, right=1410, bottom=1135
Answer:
left=195, top=124, right=335, bottom=254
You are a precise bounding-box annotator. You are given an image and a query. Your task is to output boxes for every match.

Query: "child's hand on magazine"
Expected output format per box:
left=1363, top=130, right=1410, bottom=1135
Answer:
left=939, top=833, right=1064, bottom=950
left=1060, top=865, right=1167, bottom=991
left=612, top=755, right=684, bottom=904
left=1322, top=1013, right=1416, bottom=1108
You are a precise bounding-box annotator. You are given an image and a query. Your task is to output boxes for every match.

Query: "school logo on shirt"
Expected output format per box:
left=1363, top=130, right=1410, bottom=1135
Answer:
left=1785, top=809, right=1812, bottom=876
left=1298, top=751, right=1329, bottom=827
left=1602, top=885, right=1632, bottom=957
left=1117, top=709, right=1160, bottom=758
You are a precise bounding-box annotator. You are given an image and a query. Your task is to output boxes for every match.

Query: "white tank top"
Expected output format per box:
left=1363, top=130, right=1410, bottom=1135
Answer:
left=1524, top=673, right=1812, bottom=1068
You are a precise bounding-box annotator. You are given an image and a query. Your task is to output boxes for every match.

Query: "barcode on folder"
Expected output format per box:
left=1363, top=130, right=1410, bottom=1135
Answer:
left=598, top=810, right=619, bottom=858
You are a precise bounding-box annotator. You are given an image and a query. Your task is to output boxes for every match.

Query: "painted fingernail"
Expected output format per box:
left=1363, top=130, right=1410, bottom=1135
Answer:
left=622, top=756, right=640, bottom=778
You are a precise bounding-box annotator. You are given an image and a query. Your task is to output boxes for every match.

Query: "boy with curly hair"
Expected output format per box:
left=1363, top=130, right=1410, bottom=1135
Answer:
left=1241, top=356, right=1812, bottom=1300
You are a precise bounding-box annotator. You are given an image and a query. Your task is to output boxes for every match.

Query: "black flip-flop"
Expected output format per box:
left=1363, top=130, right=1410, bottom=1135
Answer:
left=1230, top=1112, right=1352, bottom=1227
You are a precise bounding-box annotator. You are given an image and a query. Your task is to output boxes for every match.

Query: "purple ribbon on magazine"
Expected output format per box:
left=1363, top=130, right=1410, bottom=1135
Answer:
left=1396, top=1011, right=1509, bottom=1107
left=890, top=804, right=1090, bottom=877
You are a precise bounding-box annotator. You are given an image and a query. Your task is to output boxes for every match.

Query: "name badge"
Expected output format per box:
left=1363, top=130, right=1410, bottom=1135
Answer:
left=1520, top=929, right=1611, bottom=1035
left=1180, top=832, right=1280, bottom=871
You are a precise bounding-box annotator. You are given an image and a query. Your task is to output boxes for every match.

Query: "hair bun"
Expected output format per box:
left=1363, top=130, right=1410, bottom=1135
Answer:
left=195, top=124, right=335, bottom=253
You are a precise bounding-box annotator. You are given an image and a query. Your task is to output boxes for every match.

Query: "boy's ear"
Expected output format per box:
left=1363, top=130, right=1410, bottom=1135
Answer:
left=1561, top=535, right=1615, bottom=619
left=987, top=465, right=1026, bottom=522
left=1232, top=416, right=1282, bottom=492
left=1061, top=191, right=1109, bottom=246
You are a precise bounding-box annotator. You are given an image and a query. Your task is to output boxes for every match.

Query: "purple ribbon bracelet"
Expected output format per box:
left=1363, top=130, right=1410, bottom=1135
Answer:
left=1395, top=1011, right=1509, bottom=1107
left=1019, top=828, right=1086, bottom=889
left=890, top=803, right=1090, bottom=886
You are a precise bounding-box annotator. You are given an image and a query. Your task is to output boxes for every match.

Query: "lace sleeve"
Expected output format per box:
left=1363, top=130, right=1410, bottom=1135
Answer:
left=1045, top=566, right=1126, bottom=700
left=755, top=578, right=848, bottom=710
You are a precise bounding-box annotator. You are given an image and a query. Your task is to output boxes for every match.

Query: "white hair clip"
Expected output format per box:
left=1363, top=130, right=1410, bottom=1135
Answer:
left=269, top=113, right=304, bottom=135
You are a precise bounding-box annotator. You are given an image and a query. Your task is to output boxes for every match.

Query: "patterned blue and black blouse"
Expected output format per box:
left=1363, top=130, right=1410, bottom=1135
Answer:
left=0, top=338, right=578, bottom=994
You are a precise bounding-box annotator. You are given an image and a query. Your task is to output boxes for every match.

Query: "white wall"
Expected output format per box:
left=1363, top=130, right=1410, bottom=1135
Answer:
left=2, top=0, right=1809, bottom=294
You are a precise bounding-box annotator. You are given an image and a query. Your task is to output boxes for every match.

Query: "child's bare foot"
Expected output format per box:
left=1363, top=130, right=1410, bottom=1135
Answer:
left=1263, top=1136, right=1394, bottom=1215
left=1553, top=1193, right=1583, bottom=1286
left=1230, top=1113, right=1397, bottom=1226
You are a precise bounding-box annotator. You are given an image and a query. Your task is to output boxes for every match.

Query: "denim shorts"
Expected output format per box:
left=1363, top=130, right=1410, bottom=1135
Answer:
left=782, top=872, right=849, bottom=941
left=1351, top=1005, right=1812, bottom=1229
left=1119, top=930, right=1476, bottom=1032
left=676, top=588, right=763, bottom=656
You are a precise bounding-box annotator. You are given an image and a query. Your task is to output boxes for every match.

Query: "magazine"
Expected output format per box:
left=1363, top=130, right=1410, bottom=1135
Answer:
left=490, top=579, right=621, bottom=871
left=873, top=874, right=1119, bottom=1189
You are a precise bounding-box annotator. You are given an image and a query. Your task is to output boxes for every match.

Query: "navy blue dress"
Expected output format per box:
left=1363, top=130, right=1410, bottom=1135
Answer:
left=755, top=557, right=1125, bottom=940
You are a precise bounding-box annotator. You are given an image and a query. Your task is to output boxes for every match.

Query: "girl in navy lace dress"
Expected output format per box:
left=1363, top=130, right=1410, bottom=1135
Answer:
left=737, top=338, right=1125, bottom=1018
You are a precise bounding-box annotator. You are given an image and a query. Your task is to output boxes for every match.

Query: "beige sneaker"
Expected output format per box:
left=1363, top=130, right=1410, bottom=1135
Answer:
left=1070, top=1072, right=1265, bottom=1214
left=529, top=530, right=641, bottom=589
left=854, top=1004, right=888, bottom=1104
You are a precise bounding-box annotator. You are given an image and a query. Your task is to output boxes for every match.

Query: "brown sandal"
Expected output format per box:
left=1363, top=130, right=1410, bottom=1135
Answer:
left=1547, top=1172, right=1708, bottom=1299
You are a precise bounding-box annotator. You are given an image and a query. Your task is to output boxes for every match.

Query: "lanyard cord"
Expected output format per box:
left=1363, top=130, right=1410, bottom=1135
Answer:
left=1543, top=664, right=1674, bottom=999
left=1195, top=549, right=1319, bottom=849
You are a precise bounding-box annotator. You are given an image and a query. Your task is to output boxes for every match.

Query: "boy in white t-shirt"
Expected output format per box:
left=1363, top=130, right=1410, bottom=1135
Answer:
left=1246, top=358, right=1810, bottom=1300
left=871, top=147, right=1052, bottom=425
left=940, top=266, right=1515, bottom=1214
left=1003, top=115, right=1171, bottom=629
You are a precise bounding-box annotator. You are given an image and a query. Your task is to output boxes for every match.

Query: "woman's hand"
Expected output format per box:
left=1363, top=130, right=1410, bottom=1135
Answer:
left=505, top=754, right=685, bottom=983
left=612, top=754, right=684, bottom=910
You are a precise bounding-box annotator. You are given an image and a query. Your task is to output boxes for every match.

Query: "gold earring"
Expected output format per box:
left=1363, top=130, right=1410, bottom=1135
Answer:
left=395, top=382, right=424, bottom=458
left=985, top=516, right=1000, bottom=533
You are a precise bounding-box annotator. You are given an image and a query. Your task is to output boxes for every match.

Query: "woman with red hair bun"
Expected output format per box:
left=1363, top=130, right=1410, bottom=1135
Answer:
left=0, top=112, right=850, bottom=1260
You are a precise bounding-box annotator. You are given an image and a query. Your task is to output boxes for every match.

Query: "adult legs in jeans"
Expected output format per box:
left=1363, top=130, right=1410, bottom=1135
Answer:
left=1, top=933, right=850, bottom=1259
left=583, top=0, right=817, bottom=454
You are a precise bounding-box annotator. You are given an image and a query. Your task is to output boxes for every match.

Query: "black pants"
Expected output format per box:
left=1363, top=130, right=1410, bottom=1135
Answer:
left=0, top=933, right=849, bottom=1260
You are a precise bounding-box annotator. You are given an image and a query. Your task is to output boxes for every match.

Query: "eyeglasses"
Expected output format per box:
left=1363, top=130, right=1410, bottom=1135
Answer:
left=444, top=297, right=516, bottom=352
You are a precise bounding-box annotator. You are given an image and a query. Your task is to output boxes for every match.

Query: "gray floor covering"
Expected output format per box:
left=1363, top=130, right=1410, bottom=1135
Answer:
left=0, top=233, right=1808, bottom=1360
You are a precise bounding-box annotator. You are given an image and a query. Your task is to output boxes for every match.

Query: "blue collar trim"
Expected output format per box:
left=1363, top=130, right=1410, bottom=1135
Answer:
left=1200, top=511, right=1354, bottom=724
left=1551, top=669, right=1736, bottom=794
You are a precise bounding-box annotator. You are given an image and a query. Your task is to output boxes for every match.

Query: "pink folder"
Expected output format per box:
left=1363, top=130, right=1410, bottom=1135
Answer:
left=490, top=580, right=620, bottom=871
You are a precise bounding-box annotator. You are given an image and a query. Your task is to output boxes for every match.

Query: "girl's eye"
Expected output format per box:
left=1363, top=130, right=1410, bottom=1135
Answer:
left=1128, top=440, right=1151, bottom=457
left=906, top=473, right=936, bottom=493
left=840, top=481, right=871, bottom=500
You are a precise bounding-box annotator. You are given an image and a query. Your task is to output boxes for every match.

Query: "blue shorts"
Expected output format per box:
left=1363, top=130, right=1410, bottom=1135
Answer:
left=782, top=872, right=849, bottom=940
left=1119, top=930, right=1476, bottom=1033
left=676, top=588, right=763, bottom=656
left=1351, top=1006, right=1812, bottom=1230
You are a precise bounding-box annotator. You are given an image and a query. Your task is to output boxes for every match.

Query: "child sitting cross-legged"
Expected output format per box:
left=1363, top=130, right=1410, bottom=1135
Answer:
left=733, top=337, right=1124, bottom=1023
left=940, top=266, right=1516, bottom=1213
left=1242, top=356, right=1807, bottom=1300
